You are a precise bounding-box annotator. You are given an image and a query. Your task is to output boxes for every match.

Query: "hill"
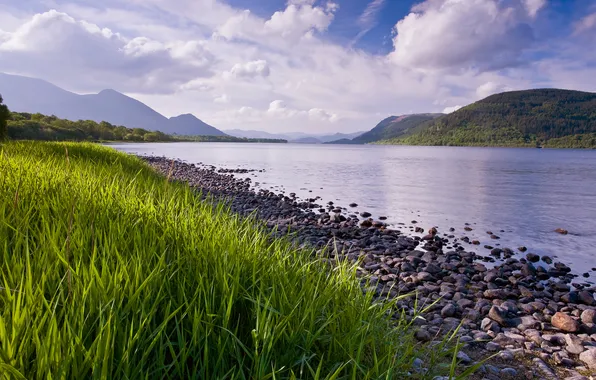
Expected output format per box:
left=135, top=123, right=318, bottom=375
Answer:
left=168, top=114, right=226, bottom=136
left=326, top=114, right=442, bottom=144
left=5, top=111, right=286, bottom=143
left=381, top=89, right=596, bottom=148
left=0, top=73, right=225, bottom=136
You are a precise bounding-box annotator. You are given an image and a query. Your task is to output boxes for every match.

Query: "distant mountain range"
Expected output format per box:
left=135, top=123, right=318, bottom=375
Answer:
left=0, top=73, right=225, bottom=136
left=225, top=129, right=365, bottom=143
left=3, top=73, right=594, bottom=148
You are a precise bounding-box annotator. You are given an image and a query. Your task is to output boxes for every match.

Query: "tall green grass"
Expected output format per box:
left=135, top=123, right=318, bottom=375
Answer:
left=0, top=141, right=454, bottom=379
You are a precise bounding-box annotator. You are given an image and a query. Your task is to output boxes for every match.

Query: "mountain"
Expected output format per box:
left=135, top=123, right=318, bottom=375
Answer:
left=225, top=129, right=290, bottom=140
left=168, top=114, right=226, bottom=136
left=292, top=137, right=322, bottom=144
left=224, top=129, right=365, bottom=143
left=381, top=89, right=596, bottom=148
left=326, top=114, right=442, bottom=144
left=0, top=73, right=225, bottom=136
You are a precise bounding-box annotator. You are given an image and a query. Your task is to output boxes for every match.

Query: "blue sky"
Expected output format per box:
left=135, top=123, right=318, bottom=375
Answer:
left=0, top=0, right=596, bottom=132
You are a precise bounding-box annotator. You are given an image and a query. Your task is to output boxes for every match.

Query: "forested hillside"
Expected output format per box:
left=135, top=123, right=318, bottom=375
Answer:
left=382, top=89, right=596, bottom=148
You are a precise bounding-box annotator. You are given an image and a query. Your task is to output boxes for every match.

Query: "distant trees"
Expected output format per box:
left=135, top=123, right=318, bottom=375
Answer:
left=0, top=95, right=10, bottom=141
left=6, top=112, right=178, bottom=142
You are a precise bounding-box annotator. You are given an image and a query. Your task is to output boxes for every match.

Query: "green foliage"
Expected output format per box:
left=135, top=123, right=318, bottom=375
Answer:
left=351, top=114, right=441, bottom=144
left=0, top=141, right=457, bottom=378
left=0, top=95, right=9, bottom=141
left=6, top=112, right=177, bottom=142
left=381, top=89, right=596, bottom=148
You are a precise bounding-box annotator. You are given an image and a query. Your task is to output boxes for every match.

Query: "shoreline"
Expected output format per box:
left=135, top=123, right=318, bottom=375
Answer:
left=143, top=154, right=596, bottom=378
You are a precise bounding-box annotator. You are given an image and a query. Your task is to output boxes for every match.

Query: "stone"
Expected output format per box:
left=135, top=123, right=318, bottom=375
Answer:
left=360, top=211, right=372, bottom=218
left=565, top=334, right=586, bottom=355
left=481, top=317, right=500, bottom=333
left=415, top=329, right=431, bottom=342
left=456, top=351, right=472, bottom=364
left=500, top=368, right=517, bottom=377
left=555, top=228, right=569, bottom=235
left=551, top=312, right=580, bottom=332
left=532, top=358, right=557, bottom=379
left=526, top=252, right=540, bottom=262
left=441, top=303, right=456, bottom=318
left=581, top=309, right=596, bottom=324
left=484, top=289, right=509, bottom=299
left=579, top=349, right=596, bottom=370
left=488, top=306, right=514, bottom=327
left=578, top=290, right=596, bottom=306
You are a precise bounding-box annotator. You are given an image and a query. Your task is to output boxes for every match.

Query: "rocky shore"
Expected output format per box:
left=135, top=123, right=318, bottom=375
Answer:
left=143, top=156, right=596, bottom=379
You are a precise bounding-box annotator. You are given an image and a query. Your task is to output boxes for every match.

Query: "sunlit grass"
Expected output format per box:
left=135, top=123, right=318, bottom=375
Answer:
left=0, top=141, right=458, bottom=379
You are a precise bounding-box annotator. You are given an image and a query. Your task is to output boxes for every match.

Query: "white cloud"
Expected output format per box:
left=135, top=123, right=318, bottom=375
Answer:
left=352, top=0, right=386, bottom=45
left=575, top=12, right=596, bottom=35
left=476, top=82, right=513, bottom=98
left=308, top=108, right=338, bottom=122
left=442, top=105, right=462, bottom=113
left=214, top=94, right=230, bottom=103
left=264, top=1, right=337, bottom=40
left=229, top=60, right=270, bottom=79
left=522, top=0, right=547, bottom=18
left=0, top=10, right=214, bottom=93
left=389, top=0, right=536, bottom=72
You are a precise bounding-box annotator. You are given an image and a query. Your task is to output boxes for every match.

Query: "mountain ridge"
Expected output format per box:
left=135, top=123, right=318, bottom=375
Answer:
left=380, top=89, right=596, bottom=148
left=0, top=73, right=225, bottom=136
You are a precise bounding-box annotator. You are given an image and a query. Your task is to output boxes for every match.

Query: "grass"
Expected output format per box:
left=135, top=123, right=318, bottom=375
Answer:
left=0, top=141, right=459, bottom=379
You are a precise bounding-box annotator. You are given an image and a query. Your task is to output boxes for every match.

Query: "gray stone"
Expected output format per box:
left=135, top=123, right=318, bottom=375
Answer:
left=441, top=303, right=456, bottom=318
left=486, top=342, right=501, bottom=351
left=532, top=358, right=557, bottom=379
left=488, top=306, right=515, bottom=327
left=579, top=348, right=596, bottom=370
left=500, top=368, right=517, bottom=377
left=565, top=334, right=586, bottom=355
left=456, top=351, right=472, bottom=364
left=578, top=291, right=596, bottom=306
left=581, top=309, right=596, bottom=324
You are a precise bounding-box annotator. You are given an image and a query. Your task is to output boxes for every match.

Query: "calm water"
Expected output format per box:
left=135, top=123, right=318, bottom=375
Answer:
left=110, top=142, right=596, bottom=280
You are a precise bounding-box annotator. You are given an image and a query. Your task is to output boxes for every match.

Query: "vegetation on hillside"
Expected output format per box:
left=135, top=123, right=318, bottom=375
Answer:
left=7, top=112, right=176, bottom=142
left=5, top=112, right=287, bottom=143
left=381, top=89, right=596, bottom=148
left=0, top=141, right=457, bottom=378
left=0, top=95, right=9, bottom=140
left=351, top=114, right=441, bottom=144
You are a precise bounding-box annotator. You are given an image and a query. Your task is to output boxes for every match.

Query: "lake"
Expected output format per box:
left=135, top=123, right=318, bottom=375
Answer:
left=110, top=142, right=596, bottom=281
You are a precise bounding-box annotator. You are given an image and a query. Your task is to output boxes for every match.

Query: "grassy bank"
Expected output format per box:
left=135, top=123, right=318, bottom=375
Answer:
left=0, top=141, right=457, bottom=378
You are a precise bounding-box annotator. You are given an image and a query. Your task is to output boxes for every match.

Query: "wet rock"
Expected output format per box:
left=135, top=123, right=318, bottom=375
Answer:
left=551, top=312, right=580, bottom=333
left=578, top=290, right=596, bottom=306
left=518, top=246, right=527, bottom=252
left=526, top=252, right=540, bottom=262
left=349, top=203, right=358, bottom=207
left=555, top=228, right=569, bottom=235
left=542, top=255, right=553, bottom=264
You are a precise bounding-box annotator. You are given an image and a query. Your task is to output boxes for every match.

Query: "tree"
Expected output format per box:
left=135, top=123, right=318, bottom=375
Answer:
left=0, top=95, right=10, bottom=140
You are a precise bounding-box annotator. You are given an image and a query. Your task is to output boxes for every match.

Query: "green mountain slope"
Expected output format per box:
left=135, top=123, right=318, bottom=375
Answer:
left=328, top=114, right=441, bottom=144
left=381, top=89, right=596, bottom=148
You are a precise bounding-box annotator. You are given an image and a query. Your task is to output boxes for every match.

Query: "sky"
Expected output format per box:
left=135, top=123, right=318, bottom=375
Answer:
left=0, top=0, right=595, bottom=133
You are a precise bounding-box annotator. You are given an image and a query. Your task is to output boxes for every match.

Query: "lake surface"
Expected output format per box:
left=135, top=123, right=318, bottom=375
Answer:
left=110, top=142, right=596, bottom=281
